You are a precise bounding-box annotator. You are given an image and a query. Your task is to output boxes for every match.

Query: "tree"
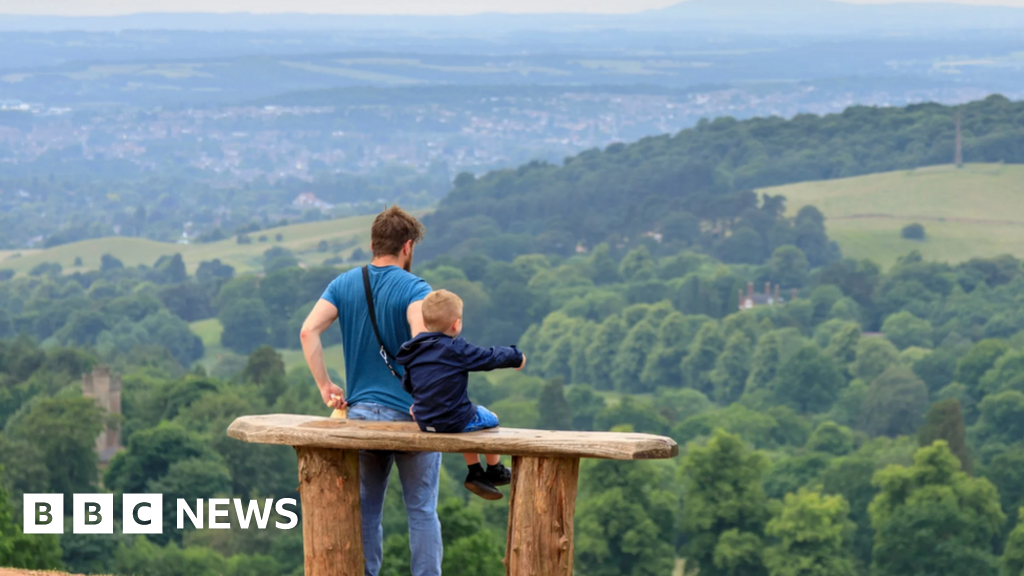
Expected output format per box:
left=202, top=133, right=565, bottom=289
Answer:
left=618, top=245, right=657, bottom=282
left=593, top=396, right=669, bottom=436
left=869, top=441, right=1004, bottom=576
left=972, top=391, right=1024, bottom=449
left=0, top=469, right=63, bottom=569
left=612, top=319, right=658, bottom=393
left=104, top=422, right=216, bottom=495
left=575, top=458, right=676, bottom=576
left=760, top=245, right=810, bottom=289
left=901, top=223, right=926, bottom=240
left=763, top=489, right=857, bottom=576
left=982, top=450, right=1024, bottom=531
left=771, top=346, right=845, bottom=414
left=1002, top=509, right=1024, bottom=576
left=259, top=268, right=303, bottom=319
left=860, top=368, right=929, bottom=438
left=913, top=348, right=958, bottom=394
left=565, top=384, right=606, bottom=430
left=672, top=274, right=723, bottom=317
left=881, top=311, right=933, bottom=350
left=147, top=457, right=233, bottom=539
left=763, top=452, right=833, bottom=500
left=242, top=346, right=288, bottom=406
left=824, top=323, right=860, bottom=375
left=100, top=253, right=124, bottom=272
left=681, top=321, right=725, bottom=396
left=263, top=247, right=299, bottom=273
left=679, top=430, right=770, bottom=576
left=746, top=331, right=783, bottom=396
left=640, top=311, right=701, bottom=390
left=537, top=378, right=572, bottom=430
left=820, top=453, right=879, bottom=568
left=850, top=337, right=899, bottom=382
left=5, top=395, right=104, bottom=496
left=218, top=298, right=271, bottom=355
left=794, top=206, right=839, bottom=267
left=710, top=333, right=753, bottom=404
left=716, top=227, right=765, bottom=265
left=918, top=398, right=971, bottom=473
left=978, top=350, right=1024, bottom=397
left=433, top=499, right=505, bottom=576
left=956, top=339, right=1010, bottom=400
left=152, top=253, right=187, bottom=284
left=807, top=421, right=855, bottom=456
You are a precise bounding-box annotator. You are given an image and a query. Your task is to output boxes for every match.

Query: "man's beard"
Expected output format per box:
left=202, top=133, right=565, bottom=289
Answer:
left=403, top=255, right=413, bottom=272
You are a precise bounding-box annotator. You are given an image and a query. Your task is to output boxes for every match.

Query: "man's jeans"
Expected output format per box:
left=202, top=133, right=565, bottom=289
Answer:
left=348, top=402, right=443, bottom=576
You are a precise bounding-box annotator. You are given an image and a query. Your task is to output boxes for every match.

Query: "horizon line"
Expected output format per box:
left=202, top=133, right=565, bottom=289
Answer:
left=3, top=0, right=1024, bottom=19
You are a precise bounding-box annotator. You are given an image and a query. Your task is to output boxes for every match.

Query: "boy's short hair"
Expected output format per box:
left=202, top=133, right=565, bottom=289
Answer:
left=371, top=205, right=426, bottom=257
left=422, top=290, right=464, bottom=332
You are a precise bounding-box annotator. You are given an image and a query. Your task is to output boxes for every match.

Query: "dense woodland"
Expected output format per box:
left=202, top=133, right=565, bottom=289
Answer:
left=5, top=96, right=1024, bottom=576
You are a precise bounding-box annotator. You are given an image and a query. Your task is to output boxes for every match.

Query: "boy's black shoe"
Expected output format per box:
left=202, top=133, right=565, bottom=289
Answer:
left=486, top=462, right=511, bottom=487
left=465, top=465, right=503, bottom=500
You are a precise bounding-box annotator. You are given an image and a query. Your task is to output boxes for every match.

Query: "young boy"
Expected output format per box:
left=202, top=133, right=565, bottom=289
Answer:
left=396, top=289, right=527, bottom=500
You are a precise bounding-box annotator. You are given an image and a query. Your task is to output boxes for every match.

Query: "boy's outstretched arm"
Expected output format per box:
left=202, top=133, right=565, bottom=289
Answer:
left=457, top=340, right=526, bottom=372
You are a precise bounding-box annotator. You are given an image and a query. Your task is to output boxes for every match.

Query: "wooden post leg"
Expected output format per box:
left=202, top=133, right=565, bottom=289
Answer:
left=504, top=455, right=580, bottom=576
left=296, top=447, right=363, bottom=576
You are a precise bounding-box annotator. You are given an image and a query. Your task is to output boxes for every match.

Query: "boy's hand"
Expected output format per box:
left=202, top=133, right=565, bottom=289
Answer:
left=409, top=406, right=416, bottom=421
left=320, top=383, right=346, bottom=409
left=517, top=354, right=527, bottom=371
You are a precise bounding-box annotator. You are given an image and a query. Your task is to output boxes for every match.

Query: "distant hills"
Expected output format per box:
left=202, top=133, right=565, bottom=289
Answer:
left=4, top=1, right=1024, bottom=34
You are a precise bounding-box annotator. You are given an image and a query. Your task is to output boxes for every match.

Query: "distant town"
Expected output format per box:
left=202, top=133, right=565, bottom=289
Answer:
left=0, top=83, right=999, bottom=183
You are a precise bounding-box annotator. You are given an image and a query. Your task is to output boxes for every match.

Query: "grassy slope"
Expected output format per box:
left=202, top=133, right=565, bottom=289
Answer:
left=0, top=214, right=379, bottom=276
left=764, top=163, right=1024, bottom=269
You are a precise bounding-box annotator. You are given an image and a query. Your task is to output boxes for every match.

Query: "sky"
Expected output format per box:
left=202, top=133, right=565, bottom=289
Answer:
left=2, top=0, right=1024, bottom=16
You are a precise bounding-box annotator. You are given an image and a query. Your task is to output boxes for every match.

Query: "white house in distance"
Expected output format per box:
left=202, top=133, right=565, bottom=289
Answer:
left=293, top=192, right=333, bottom=211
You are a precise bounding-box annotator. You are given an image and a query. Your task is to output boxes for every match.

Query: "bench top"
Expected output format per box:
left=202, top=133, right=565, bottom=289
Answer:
left=228, top=414, right=679, bottom=460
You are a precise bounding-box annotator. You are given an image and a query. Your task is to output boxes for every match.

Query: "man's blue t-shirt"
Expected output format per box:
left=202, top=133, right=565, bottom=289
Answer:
left=321, top=265, right=432, bottom=413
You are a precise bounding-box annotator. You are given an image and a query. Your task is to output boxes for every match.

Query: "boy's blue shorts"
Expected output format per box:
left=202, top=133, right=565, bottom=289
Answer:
left=463, top=405, right=500, bottom=432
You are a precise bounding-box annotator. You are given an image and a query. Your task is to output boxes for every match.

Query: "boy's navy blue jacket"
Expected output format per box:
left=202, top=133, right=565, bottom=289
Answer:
left=396, top=332, right=523, bottom=433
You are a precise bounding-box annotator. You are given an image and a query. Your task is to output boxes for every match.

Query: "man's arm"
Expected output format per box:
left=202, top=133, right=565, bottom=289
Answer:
left=300, top=299, right=345, bottom=408
left=407, top=299, right=427, bottom=339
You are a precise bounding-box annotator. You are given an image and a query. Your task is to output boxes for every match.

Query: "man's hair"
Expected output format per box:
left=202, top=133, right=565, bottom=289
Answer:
left=371, top=205, right=425, bottom=258
left=422, top=290, right=464, bottom=333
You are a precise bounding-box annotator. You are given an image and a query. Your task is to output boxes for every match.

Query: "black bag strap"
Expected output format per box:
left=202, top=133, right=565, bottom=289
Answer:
left=362, top=266, right=402, bottom=380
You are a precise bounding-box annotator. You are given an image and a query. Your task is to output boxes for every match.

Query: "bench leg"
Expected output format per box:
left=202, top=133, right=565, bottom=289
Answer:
left=504, top=455, right=580, bottom=576
left=296, top=447, right=364, bottom=576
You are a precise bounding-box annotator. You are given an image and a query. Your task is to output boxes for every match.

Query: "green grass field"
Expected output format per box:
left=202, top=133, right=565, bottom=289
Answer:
left=763, top=163, right=1024, bottom=268
left=0, top=213, right=382, bottom=276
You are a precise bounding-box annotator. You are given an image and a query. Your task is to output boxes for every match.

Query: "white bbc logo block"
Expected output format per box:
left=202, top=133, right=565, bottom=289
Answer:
left=123, top=494, right=163, bottom=534
left=73, top=493, right=114, bottom=534
left=23, top=494, right=63, bottom=534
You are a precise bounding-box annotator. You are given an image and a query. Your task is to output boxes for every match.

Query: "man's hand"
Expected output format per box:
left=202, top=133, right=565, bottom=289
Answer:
left=409, top=405, right=416, bottom=421
left=517, top=353, right=527, bottom=371
left=320, top=383, right=347, bottom=409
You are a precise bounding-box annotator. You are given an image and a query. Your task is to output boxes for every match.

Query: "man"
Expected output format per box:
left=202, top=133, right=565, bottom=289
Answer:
left=300, top=206, right=440, bottom=576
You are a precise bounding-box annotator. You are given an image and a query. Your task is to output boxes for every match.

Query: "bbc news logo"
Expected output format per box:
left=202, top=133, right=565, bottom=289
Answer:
left=24, top=494, right=298, bottom=534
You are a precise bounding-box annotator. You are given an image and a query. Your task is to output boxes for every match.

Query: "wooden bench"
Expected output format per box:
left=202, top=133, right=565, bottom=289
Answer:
left=227, top=414, right=678, bottom=576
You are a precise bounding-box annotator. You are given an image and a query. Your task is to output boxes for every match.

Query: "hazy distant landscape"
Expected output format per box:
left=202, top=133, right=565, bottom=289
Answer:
left=2, top=0, right=1023, bottom=253
left=5, top=3, right=1024, bottom=576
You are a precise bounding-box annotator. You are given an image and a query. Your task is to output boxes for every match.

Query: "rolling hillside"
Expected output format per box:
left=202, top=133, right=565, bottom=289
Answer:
left=766, top=163, right=1024, bottom=268
left=0, top=214, right=381, bottom=276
